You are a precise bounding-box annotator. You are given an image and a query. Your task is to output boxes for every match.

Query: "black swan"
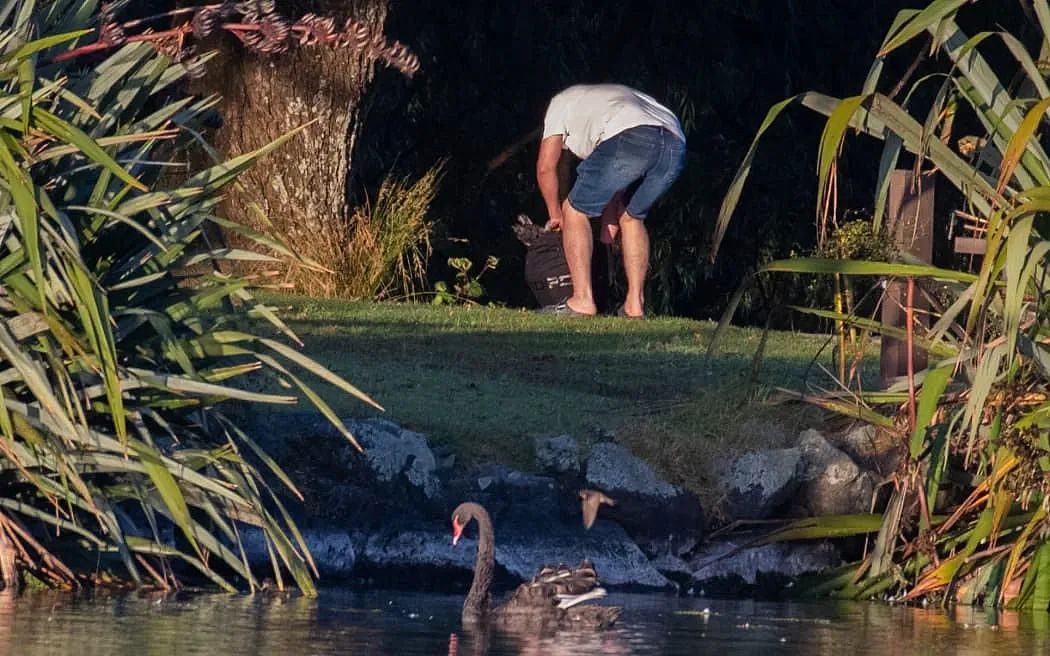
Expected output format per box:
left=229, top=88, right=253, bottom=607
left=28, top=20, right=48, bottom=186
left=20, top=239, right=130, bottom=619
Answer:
left=450, top=502, right=622, bottom=629
left=578, top=489, right=616, bottom=529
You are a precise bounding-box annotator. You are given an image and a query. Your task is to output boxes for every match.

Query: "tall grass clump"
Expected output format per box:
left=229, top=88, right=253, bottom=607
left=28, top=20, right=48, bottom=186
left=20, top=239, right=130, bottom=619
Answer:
left=715, top=0, right=1050, bottom=609
left=0, top=0, right=415, bottom=595
left=282, top=163, right=442, bottom=299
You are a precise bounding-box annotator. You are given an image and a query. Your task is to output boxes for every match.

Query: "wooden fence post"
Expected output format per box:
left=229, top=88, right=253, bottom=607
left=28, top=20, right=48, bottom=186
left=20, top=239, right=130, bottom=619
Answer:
left=881, top=171, right=934, bottom=388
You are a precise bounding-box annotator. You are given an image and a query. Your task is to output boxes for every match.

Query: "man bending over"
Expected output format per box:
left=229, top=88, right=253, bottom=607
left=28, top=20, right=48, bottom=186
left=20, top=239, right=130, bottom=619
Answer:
left=536, top=84, right=686, bottom=318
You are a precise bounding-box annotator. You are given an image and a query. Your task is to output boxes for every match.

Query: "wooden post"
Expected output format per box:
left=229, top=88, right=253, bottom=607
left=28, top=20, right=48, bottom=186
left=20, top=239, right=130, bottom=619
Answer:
left=0, top=528, right=16, bottom=591
left=881, top=171, right=934, bottom=387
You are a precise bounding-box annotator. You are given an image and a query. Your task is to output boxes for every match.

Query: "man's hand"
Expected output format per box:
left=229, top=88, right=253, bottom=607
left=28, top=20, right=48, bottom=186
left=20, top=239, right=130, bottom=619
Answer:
left=599, top=192, right=624, bottom=244
left=537, top=135, right=565, bottom=232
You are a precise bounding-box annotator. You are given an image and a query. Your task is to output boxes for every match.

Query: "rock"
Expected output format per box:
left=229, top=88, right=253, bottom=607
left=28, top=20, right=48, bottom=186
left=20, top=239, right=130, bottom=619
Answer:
left=720, top=448, right=803, bottom=520
left=354, top=520, right=670, bottom=590
left=534, top=434, right=581, bottom=474
left=459, top=465, right=561, bottom=524
left=236, top=416, right=688, bottom=590
left=352, top=418, right=441, bottom=501
left=648, top=552, right=694, bottom=583
left=241, top=526, right=356, bottom=577
left=357, top=526, right=473, bottom=571
left=796, top=429, right=877, bottom=516
left=690, top=539, right=840, bottom=594
left=584, top=443, right=704, bottom=553
left=310, top=530, right=357, bottom=575
left=833, top=423, right=903, bottom=476
left=432, top=445, right=457, bottom=471
left=496, top=521, right=671, bottom=589
left=586, top=443, right=678, bottom=497
left=253, top=414, right=443, bottom=527
left=836, top=423, right=879, bottom=462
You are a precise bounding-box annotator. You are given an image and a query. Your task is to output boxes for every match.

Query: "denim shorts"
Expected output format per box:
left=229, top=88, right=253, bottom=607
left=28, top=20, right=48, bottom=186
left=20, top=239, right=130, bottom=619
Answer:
left=568, top=125, right=686, bottom=220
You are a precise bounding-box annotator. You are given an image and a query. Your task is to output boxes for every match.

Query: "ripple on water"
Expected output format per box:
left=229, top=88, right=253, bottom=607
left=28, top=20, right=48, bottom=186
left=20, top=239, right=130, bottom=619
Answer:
left=0, top=590, right=1046, bottom=655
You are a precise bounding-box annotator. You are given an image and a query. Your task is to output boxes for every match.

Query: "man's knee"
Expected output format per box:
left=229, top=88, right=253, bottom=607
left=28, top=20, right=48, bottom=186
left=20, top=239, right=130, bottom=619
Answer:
left=619, top=211, right=645, bottom=227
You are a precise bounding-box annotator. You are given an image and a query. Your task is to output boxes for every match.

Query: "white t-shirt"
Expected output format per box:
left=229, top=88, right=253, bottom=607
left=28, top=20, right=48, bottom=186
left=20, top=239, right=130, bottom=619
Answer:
left=542, top=84, right=685, bottom=160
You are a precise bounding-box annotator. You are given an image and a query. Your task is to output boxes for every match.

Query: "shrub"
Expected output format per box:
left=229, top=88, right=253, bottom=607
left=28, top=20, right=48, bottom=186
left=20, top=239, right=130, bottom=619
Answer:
left=0, top=0, right=414, bottom=595
left=282, top=163, right=443, bottom=300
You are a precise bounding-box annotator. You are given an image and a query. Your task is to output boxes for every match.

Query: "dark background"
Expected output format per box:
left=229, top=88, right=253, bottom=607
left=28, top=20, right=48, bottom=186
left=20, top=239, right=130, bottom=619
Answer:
left=357, top=1, right=915, bottom=320
left=172, top=1, right=1029, bottom=324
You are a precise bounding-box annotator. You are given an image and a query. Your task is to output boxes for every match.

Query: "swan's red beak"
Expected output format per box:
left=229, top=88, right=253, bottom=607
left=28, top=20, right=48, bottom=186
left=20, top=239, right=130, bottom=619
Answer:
left=452, top=516, right=464, bottom=546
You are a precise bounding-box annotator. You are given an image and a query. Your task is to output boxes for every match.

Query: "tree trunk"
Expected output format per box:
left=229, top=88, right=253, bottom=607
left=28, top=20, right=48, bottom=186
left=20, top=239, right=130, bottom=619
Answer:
left=198, top=0, right=389, bottom=252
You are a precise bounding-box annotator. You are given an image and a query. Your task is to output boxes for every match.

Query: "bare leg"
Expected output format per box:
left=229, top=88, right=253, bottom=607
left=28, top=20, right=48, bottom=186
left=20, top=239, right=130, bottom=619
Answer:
left=619, top=212, right=649, bottom=317
left=561, top=199, right=597, bottom=315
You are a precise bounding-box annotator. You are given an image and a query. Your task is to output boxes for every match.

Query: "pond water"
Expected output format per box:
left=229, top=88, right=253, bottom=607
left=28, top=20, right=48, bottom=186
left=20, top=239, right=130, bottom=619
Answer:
left=1, top=588, right=1048, bottom=655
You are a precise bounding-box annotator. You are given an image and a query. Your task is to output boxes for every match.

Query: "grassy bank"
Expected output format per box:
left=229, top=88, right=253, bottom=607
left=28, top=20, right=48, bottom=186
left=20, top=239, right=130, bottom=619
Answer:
left=260, top=295, right=864, bottom=512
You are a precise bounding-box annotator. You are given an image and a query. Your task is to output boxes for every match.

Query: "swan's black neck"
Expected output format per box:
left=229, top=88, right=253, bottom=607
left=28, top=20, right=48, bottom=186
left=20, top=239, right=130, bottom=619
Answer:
left=460, top=503, right=494, bottom=621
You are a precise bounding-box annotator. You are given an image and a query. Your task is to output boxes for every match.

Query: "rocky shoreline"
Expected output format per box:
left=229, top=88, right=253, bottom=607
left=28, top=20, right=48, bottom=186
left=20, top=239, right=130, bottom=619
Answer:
left=243, top=414, right=892, bottom=596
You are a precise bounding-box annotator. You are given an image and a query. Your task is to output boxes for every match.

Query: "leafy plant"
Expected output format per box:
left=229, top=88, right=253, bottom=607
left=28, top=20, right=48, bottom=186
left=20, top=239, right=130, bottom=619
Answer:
left=0, top=0, right=416, bottom=595
left=281, top=163, right=443, bottom=300
left=57, top=1, right=420, bottom=76
left=432, top=255, right=499, bottom=305
left=715, top=0, right=1050, bottom=609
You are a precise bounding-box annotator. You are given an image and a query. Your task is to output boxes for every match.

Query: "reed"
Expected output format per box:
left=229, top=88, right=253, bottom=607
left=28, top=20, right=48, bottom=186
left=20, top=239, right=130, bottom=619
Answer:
left=715, top=0, right=1050, bottom=609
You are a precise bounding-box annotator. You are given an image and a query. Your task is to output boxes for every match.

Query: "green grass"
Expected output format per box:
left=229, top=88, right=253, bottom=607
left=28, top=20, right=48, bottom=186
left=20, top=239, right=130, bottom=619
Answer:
left=258, top=295, right=870, bottom=513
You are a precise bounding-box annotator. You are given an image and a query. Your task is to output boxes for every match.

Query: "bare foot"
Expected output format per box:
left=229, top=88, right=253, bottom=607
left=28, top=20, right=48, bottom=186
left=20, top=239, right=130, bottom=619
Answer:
left=566, top=297, right=597, bottom=316
left=620, top=301, right=644, bottom=318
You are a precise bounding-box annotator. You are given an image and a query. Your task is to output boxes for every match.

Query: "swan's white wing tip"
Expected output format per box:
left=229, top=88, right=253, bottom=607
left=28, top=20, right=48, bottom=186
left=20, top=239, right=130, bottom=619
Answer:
left=556, top=587, right=607, bottom=609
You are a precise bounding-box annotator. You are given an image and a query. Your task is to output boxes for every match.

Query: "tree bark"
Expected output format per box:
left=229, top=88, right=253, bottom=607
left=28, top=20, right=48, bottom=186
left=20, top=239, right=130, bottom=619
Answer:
left=197, top=0, right=389, bottom=249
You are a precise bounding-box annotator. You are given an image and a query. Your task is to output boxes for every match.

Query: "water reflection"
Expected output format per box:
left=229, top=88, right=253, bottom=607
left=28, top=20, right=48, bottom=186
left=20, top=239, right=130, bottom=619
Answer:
left=0, top=589, right=1046, bottom=655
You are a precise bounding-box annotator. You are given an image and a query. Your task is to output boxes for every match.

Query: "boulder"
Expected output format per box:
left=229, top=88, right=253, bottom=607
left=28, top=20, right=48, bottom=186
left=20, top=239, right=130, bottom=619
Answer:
left=833, top=423, right=903, bottom=476
left=236, top=416, right=688, bottom=590
left=352, top=418, right=441, bottom=501
left=443, top=462, right=669, bottom=587
left=354, top=520, right=670, bottom=590
left=720, top=448, right=803, bottom=520
left=240, top=526, right=356, bottom=577
left=459, top=464, right=561, bottom=523
left=647, top=552, right=694, bottom=583
left=495, top=521, right=671, bottom=589
left=254, top=414, right=443, bottom=527
left=308, top=530, right=358, bottom=575
left=796, top=429, right=878, bottom=516
left=689, top=539, right=840, bottom=595
left=534, top=433, right=581, bottom=475
left=357, top=526, right=472, bottom=572
left=586, top=442, right=678, bottom=497
left=584, top=442, right=704, bottom=552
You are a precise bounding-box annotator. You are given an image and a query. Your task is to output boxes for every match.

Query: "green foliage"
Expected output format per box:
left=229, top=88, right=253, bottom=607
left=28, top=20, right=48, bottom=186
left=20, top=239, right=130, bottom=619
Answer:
left=431, top=255, right=499, bottom=305
left=717, top=0, right=1050, bottom=609
left=0, top=1, right=378, bottom=594
left=819, top=219, right=896, bottom=261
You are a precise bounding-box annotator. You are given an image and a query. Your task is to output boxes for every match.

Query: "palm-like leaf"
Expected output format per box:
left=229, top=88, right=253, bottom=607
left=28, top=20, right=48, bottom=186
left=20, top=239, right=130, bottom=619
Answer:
left=0, top=2, right=381, bottom=595
left=715, top=0, right=1050, bottom=609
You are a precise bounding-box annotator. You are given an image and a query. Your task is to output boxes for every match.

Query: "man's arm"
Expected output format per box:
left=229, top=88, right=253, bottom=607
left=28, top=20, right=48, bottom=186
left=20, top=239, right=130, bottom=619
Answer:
left=536, top=134, right=565, bottom=230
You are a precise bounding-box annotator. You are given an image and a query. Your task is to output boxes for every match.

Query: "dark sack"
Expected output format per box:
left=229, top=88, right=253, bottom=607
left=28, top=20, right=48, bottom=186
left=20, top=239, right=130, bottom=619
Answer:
left=525, top=230, right=572, bottom=307
left=513, top=214, right=609, bottom=311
